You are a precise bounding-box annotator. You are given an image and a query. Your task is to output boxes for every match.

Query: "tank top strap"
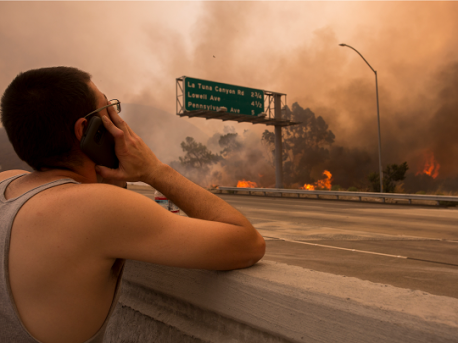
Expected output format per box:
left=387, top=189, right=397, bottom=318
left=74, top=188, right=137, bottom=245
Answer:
left=0, top=174, right=27, bottom=201
left=0, top=174, right=80, bottom=204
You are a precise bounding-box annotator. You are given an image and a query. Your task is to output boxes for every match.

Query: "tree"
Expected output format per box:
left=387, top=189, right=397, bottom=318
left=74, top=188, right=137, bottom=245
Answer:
left=219, top=133, right=242, bottom=158
left=178, top=137, right=221, bottom=170
left=171, top=137, right=222, bottom=186
left=261, top=103, right=335, bottom=186
left=369, top=162, right=409, bottom=193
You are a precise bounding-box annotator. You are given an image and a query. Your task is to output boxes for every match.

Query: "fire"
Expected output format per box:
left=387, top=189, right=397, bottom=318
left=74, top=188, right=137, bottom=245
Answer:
left=300, top=170, right=333, bottom=190
left=237, top=179, right=258, bottom=188
left=416, top=152, right=440, bottom=179
left=302, top=184, right=315, bottom=190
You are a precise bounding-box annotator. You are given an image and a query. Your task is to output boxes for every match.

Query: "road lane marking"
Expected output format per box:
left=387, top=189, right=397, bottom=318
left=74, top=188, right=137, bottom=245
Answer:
left=264, top=236, right=458, bottom=267
left=264, top=236, right=408, bottom=259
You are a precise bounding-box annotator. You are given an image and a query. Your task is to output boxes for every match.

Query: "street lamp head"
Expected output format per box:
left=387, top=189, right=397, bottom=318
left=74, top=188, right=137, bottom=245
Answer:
left=339, top=43, right=346, bottom=47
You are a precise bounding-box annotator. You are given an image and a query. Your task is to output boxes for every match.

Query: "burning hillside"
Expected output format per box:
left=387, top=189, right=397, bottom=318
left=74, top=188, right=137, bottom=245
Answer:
left=416, top=152, right=440, bottom=179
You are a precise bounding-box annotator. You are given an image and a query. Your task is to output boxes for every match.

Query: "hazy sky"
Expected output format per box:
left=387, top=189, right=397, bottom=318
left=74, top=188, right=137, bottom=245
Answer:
left=1, top=1, right=457, bottom=177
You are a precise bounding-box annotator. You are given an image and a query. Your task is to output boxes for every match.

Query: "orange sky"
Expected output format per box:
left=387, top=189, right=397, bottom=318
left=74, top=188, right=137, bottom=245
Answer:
left=1, top=1, right=457, bottom=177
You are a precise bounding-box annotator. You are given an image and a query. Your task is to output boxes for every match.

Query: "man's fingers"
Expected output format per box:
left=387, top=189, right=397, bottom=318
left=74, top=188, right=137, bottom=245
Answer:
left=101, top=114, right=125, bottom=139
left=106, top=105, right=137, bottom=138
left=107, top=104, right=129, bottom=132
left=99, top=115, right=130, bottom=167
left=125, top=123, right=136, bottom=137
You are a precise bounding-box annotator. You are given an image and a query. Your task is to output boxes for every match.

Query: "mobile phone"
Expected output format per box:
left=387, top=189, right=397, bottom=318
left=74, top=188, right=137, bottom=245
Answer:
left=80, top=116, right=119, bottom=169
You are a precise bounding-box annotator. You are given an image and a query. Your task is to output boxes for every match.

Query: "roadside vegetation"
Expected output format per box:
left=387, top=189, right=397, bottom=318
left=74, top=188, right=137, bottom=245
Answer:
left=172, top=102, right=457, bottom=197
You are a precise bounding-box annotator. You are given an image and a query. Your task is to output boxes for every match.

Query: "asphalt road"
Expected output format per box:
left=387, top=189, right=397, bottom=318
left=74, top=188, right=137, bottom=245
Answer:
left=218, top=194, right=458, bottom=299
left=132, top=188, right=458, bottom=299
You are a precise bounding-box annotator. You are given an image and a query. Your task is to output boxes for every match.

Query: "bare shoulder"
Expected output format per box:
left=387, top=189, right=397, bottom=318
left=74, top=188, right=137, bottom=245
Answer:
left=0, top=169, right=30, bottom=182
left=63, top=182, right=162, bottom=232
left=69, top=182, right=156, bottom=212
left=37, top=182, right=161, bottom=254
left=60, top=183, right=155, bottom=224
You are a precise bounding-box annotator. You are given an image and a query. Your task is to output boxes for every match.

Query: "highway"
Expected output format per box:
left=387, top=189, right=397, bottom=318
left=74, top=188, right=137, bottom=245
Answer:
left=219, top=194, right=458, bottom=299
left=132, top=187, right=458, bottom=299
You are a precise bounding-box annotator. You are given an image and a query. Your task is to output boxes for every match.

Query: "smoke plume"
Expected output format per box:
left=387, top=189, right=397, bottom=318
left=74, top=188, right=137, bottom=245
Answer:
left=1, top=2, right=457, bottom=191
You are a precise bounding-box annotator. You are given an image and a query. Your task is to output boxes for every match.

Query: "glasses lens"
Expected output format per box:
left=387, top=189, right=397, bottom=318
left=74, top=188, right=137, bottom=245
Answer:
left=109, top=99, right=121, bottom=113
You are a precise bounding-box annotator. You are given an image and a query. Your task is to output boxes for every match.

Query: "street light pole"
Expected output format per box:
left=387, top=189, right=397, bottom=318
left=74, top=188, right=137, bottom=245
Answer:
left=339, top=43, right=384, bottom=193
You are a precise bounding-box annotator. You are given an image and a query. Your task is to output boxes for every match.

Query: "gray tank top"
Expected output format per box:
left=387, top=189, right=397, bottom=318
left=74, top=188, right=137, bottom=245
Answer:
left=0, top=174, right=124, bottom=343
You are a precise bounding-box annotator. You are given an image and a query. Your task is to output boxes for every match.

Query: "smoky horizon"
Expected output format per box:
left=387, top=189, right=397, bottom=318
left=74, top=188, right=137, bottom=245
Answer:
left=0, top=2, right=457, bottom=193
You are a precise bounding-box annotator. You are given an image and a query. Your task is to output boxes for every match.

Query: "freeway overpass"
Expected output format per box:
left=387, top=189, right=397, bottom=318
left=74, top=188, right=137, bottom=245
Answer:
left=105, top=188, right=458, bottom=342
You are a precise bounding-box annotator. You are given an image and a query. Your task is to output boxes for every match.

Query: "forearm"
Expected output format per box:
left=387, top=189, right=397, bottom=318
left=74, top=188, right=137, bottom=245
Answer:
left=144, top=164, right=252, bottom=227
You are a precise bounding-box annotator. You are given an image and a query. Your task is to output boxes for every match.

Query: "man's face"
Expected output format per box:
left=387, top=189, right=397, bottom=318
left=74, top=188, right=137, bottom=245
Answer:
left=86, top=81, right=124, bottom=185
left=88, top=81, right=110, bottom=117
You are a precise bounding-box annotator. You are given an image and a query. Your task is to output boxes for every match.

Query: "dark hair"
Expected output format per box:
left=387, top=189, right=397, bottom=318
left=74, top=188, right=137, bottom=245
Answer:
left=1, top=67, right=97, bottom=171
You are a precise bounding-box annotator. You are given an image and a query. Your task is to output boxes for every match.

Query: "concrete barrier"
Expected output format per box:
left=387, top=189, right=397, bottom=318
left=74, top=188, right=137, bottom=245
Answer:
left=216, top=187, right=458, bottom=206
left=105, top=259, right=458, bottom=342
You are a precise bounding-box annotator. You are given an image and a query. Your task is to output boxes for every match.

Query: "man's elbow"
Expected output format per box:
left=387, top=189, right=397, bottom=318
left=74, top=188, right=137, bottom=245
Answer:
left=255, top=235, right=266, bottom=261
left=219, top=232, right=265, bottom=271
left=245, top=234, right=266, bottom=268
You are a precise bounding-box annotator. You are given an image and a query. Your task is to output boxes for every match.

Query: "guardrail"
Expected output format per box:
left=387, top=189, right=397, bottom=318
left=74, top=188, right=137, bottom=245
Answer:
left=216, top=187, right=458, bottom=205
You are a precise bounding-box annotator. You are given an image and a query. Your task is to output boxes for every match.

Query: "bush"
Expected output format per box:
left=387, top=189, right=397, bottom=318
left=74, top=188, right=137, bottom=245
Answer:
left=394, top=182, right=406, bottom=194
left=369, top=162, right=409, bottom=193
left=348, top=186, right=358, bottom=192
left=331, top=185, right=341, bottom=191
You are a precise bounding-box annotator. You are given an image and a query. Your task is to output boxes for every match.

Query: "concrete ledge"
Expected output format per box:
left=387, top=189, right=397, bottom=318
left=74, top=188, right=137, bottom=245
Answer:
left=106, top=260, right=458, bottom=342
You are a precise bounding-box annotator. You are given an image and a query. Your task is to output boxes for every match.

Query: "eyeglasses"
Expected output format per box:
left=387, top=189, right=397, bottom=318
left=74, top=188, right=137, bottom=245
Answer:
left=84, top=99, right=121, bottom=119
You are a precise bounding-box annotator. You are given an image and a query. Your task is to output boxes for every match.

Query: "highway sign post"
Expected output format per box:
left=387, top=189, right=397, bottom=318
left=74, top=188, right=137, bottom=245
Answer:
left=176, top=76, right=300, bottom=188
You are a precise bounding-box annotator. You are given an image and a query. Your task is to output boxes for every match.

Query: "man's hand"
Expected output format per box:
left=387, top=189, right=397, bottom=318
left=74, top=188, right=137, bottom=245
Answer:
left=94, top=104, right=162, bottom=184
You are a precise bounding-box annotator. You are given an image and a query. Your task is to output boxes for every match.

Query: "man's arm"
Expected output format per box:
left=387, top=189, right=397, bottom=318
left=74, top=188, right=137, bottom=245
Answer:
left=145, top=164, right=254, bottom=230
left=91, top=106, right=265, bottom=270
left=82, top=184, right=264, bottom=270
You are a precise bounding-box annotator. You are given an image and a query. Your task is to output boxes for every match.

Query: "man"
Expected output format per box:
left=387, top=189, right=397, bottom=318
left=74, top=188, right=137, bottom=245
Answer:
left=0, top=67, right=265, bottom=343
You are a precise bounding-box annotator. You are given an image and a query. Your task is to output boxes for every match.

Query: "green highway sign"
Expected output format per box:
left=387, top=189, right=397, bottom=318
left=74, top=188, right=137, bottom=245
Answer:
left=184, top=77, right=264, bottom=116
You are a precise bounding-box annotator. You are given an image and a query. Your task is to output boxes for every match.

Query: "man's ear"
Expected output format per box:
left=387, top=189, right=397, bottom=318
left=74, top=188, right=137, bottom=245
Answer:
left=74, top=118, right=88, bottom=141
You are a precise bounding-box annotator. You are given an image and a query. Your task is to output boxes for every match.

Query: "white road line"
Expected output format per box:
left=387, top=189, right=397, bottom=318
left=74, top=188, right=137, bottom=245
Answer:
left=265, top=236, right=408, bottom=259
left=265, top=236, right=458, bottom=267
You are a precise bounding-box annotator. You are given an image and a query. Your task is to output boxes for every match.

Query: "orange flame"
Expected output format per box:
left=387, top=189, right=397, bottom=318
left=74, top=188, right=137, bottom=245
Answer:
left=302, top=184, right=315, bottom=190
left=237, top=179, right=258, bottom=188
left=416, top=152, right=440, bottom=179
left=300, top=170, right=333, bottom=190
